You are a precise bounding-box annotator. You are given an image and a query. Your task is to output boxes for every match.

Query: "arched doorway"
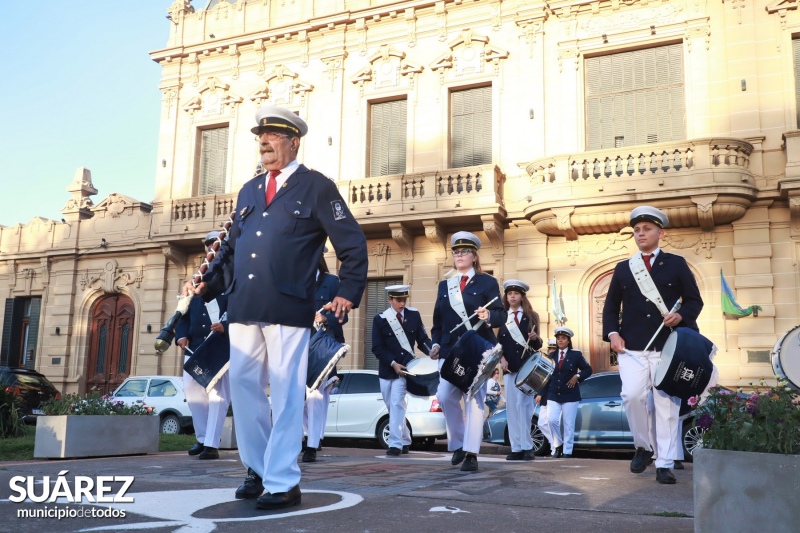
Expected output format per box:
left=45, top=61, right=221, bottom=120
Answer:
left=85, top=295, right=135, bottom=395
left=589, top=271, right=617, bottom=374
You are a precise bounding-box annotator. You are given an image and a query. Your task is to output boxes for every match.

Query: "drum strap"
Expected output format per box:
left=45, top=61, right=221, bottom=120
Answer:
left=381, top=308, right=414, bottom=355
left=447, top=275, right=471, bottom=325
left=505, top=312, right=528, bottom=348
left=628, top=254, right=669, bottom=316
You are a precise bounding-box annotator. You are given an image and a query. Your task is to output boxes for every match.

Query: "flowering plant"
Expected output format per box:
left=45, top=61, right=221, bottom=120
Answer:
left=693, top=379, right=800, bottom=455
left=40, top=393, right=155, bottom=416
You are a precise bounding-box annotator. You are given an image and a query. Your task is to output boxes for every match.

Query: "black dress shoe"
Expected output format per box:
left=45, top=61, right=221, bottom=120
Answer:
left=523, top=450, right=535, bottom=461
left=235, top=468, right=264, bottom=499
left=673, top=460, right=684, bottom=470
left=451, top=448, right=467, bottom=465
left=302, top=448, right=317, bottom=463
left=301, top=438, right=308, bottom=452
left=188, top=443, right=204, bottom=456
left=631, top=447, right=654, bottom=474
left=402, top=445, right=410, bottom=454
left=506, top=451, right=524, bottom=461
left=555, top=445, right=564, bottom=458
left=198, top=447, right=219, bottom=460
left=256, top=484, right=301, bottom=510
left=460, top=454, right=478, bottom=472
left=656, top=468, right=677, bottom=484
left=386, top=447, right=401, bottom=457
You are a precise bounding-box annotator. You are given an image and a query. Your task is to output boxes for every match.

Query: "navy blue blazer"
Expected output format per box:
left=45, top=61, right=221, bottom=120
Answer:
left=202, top=165, right=368, bottom=328
left=602, top=252, right=704, bottom=351
left=498, top=312, right=543, bottom=373
left=175, top=295, right=229, bottom=353
left=371, top=309, right=432, bottom=380
left=316, top=272, right=346, bottom=343
left=431, top=273, right=505, bottom=360
left=547, top=349, right=592, bottom=404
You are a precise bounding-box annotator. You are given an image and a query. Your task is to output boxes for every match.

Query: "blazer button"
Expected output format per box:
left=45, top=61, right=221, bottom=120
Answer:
left=294, top=210, right=300, bottom=215
left=249, top=274, right=255, bottom=279
left=251, top=253, right=257, bottom=258
left=262, top=212, right=267, bottom=217
left=647, top=314, right=651, bottom=318
left=256, top=231, right=262, bottom=236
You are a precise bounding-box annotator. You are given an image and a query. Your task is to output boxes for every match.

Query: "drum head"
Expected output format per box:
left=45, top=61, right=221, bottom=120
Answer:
left=774, top=326, right=800, bottom=390
left=654, top=332, right=677, bottom=385
left=406, top=357, right=438, bottom=375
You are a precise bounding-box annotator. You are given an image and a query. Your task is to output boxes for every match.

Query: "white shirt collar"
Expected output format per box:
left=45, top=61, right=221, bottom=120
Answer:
left=266, top=160, right=300, bottom=190
left=458, top=268, right=476, bottom=281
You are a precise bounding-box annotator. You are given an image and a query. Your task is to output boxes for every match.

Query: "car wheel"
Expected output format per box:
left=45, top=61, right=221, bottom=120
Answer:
left=530, top=417, right=551, bottom=456
left=682, top=419, right=704, bottom=461
left=376, top=418, right=390, bottom=449
left=160, top=414, right=181, bottom=435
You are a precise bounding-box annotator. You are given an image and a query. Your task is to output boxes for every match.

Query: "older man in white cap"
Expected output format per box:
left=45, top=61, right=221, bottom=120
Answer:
left=176, top=231, right=231, bottom=460
left=602, top=206, right=703, bottom=484
left=188, top=105, right=368, bottom=509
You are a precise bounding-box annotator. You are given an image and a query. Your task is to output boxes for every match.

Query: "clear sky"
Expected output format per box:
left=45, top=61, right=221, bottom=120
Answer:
left=0, top=3, right=172, bottom=227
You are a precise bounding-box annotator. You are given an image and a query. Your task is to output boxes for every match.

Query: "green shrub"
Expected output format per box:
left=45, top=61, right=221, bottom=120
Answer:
left=40, top=393, right=156, bottom=416
left=0, top=388, right=27, bottom=439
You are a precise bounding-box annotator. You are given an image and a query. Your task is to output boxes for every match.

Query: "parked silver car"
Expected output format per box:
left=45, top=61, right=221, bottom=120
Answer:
left=483, top=371, right=704, bottom=460
left=322, top=370, right=447, bottom=449
left=112, top=376, right=193, bottom=434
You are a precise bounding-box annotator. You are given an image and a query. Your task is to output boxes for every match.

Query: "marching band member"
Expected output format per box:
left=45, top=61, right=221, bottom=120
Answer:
left=176, top=231, right=231, bottom=461
left=546, top=327, right=592, bottom=458
left=371, top=285, right=432, bottom=456
left=602, top=205, right=703, bottom=484
left=429, top=231, right=505, bottom=472
left=497, top=279, right=542, bottom=461
left=535, top=339, right=557, bottom=457
left=189, top=105, right=368, bottom=510
left=301, top=252, right=346, bottom=463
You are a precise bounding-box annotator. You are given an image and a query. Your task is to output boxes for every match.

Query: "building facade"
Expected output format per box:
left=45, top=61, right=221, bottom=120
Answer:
left=2, top=0, right=800, bottom=394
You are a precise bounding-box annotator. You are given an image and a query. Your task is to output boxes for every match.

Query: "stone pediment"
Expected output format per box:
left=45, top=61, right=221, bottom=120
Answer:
left=430, top=29, right=508, bottom=79
left=92, top=193, right=152, bottom=219
left=249, top=65, right=314, bottom=106
left=183, top=77, right=242, bottom=116
left=351, top=45, right=424, bottom=92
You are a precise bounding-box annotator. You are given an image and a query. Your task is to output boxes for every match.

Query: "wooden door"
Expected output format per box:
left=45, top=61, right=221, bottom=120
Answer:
left=85, top=295, right=135, bottom=395
left=589, top=271, right=617, bottom=374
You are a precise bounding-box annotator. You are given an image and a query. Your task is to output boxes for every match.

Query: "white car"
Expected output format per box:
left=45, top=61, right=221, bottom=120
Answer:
left=322, top=370, right=447, bottom=449
left=112, top=376, right=193, bottom=434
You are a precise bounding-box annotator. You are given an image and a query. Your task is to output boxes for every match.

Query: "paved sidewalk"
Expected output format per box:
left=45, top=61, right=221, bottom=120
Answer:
left=0, top=446, right=694, bottom=533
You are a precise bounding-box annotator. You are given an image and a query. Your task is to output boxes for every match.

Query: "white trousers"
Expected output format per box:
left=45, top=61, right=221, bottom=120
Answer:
left=538, top=404, right=554, bottom=451
left=183, top=356, right=231, bottom=448
left=380, top=377, right=411, bottom=449
left=618, top=349, right=679, bottom=469
left=548, top=401, right=579, bottom=454
left=303, top=383, right=332, bottom=449
left=504, top=373, right=535, bottom=452
left=436, top=372, right=486, bottom=455
left=228, top=322, right=309, bottom=493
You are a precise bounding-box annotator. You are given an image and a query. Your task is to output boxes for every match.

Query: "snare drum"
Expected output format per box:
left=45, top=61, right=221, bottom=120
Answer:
left=515, top=353, right=555, bottom=396
left=772, top=325, right=800, bottom=391
left=404, top=357, right=440, bottom=397
left=654, top=328, right=716, bottom=400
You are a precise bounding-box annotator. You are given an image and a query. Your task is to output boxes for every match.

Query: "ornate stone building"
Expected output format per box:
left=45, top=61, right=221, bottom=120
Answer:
left=2, top=0, right=799, bottom=394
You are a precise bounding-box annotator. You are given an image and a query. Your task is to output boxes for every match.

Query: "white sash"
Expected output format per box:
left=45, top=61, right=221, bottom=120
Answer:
left=205, top=299, right=221, bottom=324
left=446, top=275, right=470, bottom=324
left=505, top=312, right=527, bottom=348
left=628, top=253, right=669, bottom=316
left=380, top=308, right=414, bottom=355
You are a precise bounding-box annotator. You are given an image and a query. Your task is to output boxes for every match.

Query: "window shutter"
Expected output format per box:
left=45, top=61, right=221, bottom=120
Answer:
left=586, top=44, right=684, bottom=150
left=25, top=298, right=41, bottom=370
left=370, top=100, right=407, bottom=176
left=199, top=126, right=229, bottom=196
left=363, top=278, right=403, bottom=371
left=1, top=299, right=13, bottom=366
left=452, top=86, right=492, bottom=168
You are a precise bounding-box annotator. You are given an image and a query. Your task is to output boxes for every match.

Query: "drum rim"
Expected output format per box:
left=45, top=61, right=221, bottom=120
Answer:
left=772, top=326, right=800, bottom=390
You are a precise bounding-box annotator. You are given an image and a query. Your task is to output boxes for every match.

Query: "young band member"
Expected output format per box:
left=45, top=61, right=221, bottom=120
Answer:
left=536, top=339, right=557, bottom=457
left=371, top=285, right=432, bottom=456
left=602, top=205, right=703, bottom=484
left=176, top=231, right=231, bottom=460
left=546, top=327, right=592, bottom=458
left=302, top=251, right=346, bottom=463
left=498, top=279, right=542, bottom=461
left=429, top=231, right=505, bottom=472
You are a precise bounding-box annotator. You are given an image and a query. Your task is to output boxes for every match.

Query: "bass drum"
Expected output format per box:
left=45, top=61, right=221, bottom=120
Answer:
left=772, top=325, right=800, bottom=391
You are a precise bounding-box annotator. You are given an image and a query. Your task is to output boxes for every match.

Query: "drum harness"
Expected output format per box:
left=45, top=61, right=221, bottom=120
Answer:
left=628, top=253, right=682, bottom=354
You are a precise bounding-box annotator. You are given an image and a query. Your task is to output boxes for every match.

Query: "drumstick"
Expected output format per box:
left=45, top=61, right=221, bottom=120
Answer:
left=641, top=299, right=682, bottom=353
left=449, top=296, right=500, bottom=333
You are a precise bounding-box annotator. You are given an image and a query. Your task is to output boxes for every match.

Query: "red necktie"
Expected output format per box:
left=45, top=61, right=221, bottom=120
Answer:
left=459, top=275, right=468, bottom=292
left=642, top=253, right=653, bottom=272
left=513, top=311, right=520, bottom=326
left=558, top=350, right=565, bottom=369
left=265, top=169, right=280, bottom=205
left=396, top=312, right=403, bottom=323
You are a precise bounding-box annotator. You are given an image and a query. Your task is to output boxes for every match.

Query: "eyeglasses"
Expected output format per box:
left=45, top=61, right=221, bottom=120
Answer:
left=452, top=249, right=473, bottom=257
left=256, top=131, right=291, bottom=141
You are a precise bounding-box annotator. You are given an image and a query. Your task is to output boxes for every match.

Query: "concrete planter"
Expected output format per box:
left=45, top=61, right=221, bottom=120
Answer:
left=694, top=447, right=800, bottom=532
left=219, top=416, right=237, bottom=449
left=34, top=415, right=159, bottom=459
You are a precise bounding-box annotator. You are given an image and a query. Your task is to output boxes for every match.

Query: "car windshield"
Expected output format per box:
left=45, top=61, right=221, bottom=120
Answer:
left=14, top=374, right=51, bottom=388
